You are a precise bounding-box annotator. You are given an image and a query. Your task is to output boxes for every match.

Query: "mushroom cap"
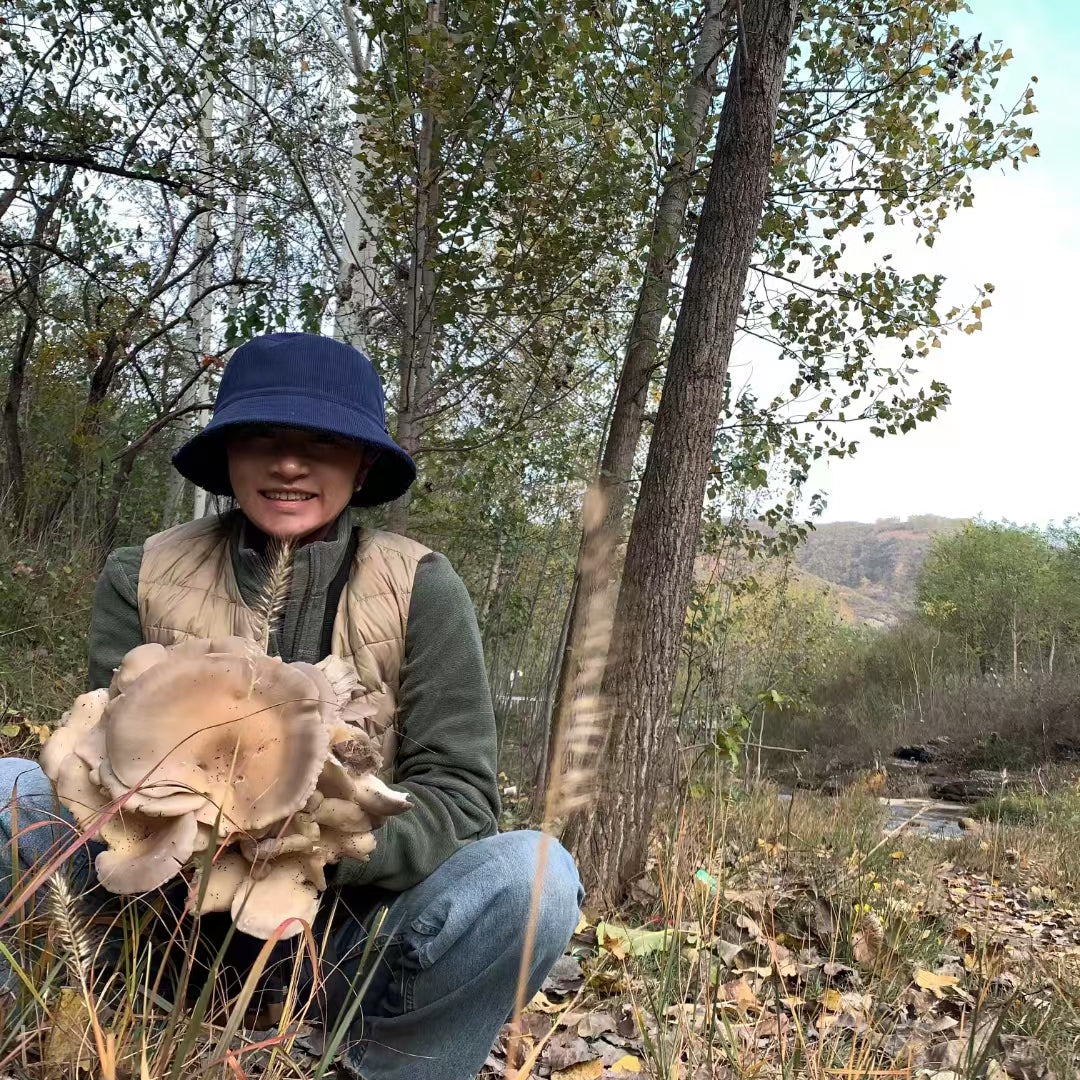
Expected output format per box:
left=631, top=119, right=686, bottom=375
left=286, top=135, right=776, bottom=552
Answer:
left=109, top=643, right=168, bottom=698
left=95, top=756, right=210, bottom=818
left=231, top=855, right=320, bottom=940
left=289, top=661, right=346, bottom=731
left=191, top=851, right=251, bottom=914
left=104, top=652, right=330, bottom=831
left=168, top=636, right=266, bottom=661
left=95, top=810, right=198, bottom=894
left=54, top=753, right=109, bottom=828
left=39, top=690, right=110, bottom=784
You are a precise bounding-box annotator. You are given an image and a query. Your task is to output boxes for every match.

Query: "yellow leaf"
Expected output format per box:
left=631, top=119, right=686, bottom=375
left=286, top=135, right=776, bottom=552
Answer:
left=1001, top=47, right=1014, bottom=61
left=719, top=975, right=758, bottom=1009
left=552, top=1060, right=603, bottom=1080
left=914, top=968, right=960, bottom=998
left=821, top=987, right=844, bottom=1011
left=611, top=1056, right=643, bottom=1074
left=890, top=850, right=904, bottom=860
left=44, top=987, right=94, bottom=1073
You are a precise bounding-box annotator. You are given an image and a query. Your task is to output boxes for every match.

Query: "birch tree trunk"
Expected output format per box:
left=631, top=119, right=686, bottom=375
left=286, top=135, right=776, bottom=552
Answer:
left=164, top=88, right=216, bottom=525
left=564, top=0, right=798, bottom=904
left=385, top=0, right=443, bottom=536
left=334, top=2, right=378, bottom=352
left=549, top=0, right=728, bottom=743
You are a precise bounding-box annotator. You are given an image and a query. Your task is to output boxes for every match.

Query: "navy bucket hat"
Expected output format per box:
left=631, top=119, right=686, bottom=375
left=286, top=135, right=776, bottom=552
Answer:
left=172, top=332, right=416, bottom=507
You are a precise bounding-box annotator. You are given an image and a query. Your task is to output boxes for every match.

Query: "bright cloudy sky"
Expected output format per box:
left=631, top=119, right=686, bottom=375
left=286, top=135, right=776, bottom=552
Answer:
left=748, top=0, right=1079, bottom=527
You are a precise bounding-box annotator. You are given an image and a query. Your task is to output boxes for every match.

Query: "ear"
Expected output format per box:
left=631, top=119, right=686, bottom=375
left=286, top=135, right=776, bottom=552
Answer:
left=354, top=449, right=381, bottom=490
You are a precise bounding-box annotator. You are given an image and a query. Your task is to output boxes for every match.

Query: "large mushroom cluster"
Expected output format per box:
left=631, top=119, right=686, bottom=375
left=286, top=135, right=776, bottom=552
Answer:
left=40, top=636, right=409, bottom=939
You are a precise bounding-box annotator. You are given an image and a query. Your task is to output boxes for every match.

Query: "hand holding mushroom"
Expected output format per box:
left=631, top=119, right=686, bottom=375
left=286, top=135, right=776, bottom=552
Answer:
left=40, top=638, right=410, bottom=939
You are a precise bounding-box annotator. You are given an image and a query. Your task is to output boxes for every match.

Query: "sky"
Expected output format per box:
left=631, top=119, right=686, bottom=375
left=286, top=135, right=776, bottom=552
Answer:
left=759, top=0, right=1080, bottom=527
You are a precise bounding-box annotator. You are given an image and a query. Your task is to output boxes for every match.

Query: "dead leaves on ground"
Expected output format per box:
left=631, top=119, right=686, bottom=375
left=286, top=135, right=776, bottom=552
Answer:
left=486, top=853, right=1078, bottom=1080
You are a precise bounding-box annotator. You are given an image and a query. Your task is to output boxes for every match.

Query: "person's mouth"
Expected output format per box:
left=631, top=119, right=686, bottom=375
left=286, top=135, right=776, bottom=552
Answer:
left=260, top=489, right=317, bottom=503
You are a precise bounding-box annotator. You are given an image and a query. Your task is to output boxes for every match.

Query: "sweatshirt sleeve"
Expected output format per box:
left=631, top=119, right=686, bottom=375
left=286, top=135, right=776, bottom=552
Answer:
left=87, top=546, right=145, bottom=691
left=333, top=552, right=501, bottom=892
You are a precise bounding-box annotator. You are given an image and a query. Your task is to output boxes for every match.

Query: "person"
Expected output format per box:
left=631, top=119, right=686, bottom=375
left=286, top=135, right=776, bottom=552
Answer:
left=0, top=331, right=582, bottom=1079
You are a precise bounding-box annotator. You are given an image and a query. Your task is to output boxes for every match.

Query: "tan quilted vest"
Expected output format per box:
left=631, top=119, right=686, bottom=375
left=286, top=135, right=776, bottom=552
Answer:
left=136, top=516, right=431, bottom=772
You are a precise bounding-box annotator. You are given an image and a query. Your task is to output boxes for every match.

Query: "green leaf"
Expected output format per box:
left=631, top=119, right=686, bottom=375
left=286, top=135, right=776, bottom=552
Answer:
left=596, top=921, right=682, bottom=957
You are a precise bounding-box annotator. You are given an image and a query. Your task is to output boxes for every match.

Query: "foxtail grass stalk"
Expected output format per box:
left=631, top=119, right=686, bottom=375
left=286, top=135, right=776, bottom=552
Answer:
left=505, top=487, right=614, bottom=1079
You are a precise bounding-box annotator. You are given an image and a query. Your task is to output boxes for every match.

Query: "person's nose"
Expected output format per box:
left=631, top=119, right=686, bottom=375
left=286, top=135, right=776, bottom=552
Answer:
left=269, top=446, right=309, bottom=481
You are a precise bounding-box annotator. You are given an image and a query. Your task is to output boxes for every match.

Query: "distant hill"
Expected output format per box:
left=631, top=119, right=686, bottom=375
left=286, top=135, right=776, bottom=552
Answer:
left=793, top=515, right=966, bottom=627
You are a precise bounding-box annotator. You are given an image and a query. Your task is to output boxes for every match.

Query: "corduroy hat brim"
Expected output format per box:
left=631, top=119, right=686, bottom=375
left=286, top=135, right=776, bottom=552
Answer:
left=172, top=391, right=416, bottom=508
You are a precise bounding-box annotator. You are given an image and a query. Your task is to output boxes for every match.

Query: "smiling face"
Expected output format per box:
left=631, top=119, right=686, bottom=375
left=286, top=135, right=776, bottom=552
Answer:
left=225, top=425, right=376, bottom=543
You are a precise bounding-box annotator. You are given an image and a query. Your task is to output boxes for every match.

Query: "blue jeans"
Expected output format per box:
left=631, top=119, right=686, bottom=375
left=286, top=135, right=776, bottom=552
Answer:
left=0, top=757, right=583, bottom=1079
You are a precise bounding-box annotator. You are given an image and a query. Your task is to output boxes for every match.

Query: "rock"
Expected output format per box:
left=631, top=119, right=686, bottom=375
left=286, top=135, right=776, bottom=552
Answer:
left=893, top=736, right=950, bottom=764
left=929, top=771, right=1008, bottom=801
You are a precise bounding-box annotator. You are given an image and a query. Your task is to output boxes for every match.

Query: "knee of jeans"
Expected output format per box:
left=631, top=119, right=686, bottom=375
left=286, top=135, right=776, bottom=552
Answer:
left=493, top=832, right=582, bottom=960
left=0, top=759, right=56, bottom=813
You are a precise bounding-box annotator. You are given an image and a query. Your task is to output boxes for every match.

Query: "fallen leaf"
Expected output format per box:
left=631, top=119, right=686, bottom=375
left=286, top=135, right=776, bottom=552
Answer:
left=43, top=987, right=94, bottom=1074
left=576, top=1012, right=616, bottom=1039
left=714, top=939, right=745, bottom=966
left=528, top=991, right=564, bottom=1015
left=716, top=976, right=758, bottom=1014
left=596, top=921, right=679, bottom=957
left=547, top=1032, right=594, bottom=1071
left=542, top=955, right=584, bottom=997
left=610, top=1056, right=643, bottom=1074
left=551, top=1061, right=603, bottom=1080
left=914, top=968, right=961, bottom=998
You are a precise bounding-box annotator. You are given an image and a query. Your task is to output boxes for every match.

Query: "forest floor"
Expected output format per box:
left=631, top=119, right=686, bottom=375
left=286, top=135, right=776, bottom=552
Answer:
left=3, top=780, right=1080, bottom=1079
left=480, top=781, right=1080, bottom=1080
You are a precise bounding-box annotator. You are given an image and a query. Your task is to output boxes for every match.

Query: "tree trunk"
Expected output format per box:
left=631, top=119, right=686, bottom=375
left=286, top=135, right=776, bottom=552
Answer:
left=477, top=534, right=503, bottom=626
left=385, top=0, right=443, bottom=536
left=548, top=0, right=728, bottom=749
left=164, top=87, right=216, bottom=526
left=563, top=0, right=798, bottom=904
left=334, top=2, right=378, bottom=352
left=35, top=334, right=126, bottom=533
left=1011, top=607, right=1019, bottom=687
left=2, top=166, right=74, bottom=524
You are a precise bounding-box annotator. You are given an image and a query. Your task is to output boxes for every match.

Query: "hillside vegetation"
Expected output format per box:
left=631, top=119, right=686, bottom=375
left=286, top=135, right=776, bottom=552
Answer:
left=793, top=515, right=966, bottom=626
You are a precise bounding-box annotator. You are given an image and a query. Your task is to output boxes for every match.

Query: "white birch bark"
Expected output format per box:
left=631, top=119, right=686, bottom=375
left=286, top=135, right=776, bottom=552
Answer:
left=333, top=2, right=378, bottom=352
left=164, top=86, right=216, bottom=524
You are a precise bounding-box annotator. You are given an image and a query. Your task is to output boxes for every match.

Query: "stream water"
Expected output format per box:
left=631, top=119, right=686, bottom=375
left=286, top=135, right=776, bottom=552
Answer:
left=779, top=793, right=970, bottom=838
left=881, top=797, right=969, bottom=838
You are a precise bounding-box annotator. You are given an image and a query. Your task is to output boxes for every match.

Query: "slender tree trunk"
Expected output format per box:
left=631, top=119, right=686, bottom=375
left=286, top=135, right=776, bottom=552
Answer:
left=385, top=0, right=443, bottom=536
left=165, top=87, right=216, bottom=526
left=549, top=0, right=728, bottom=744
left=36, top=334, right=127, bottom=533
left=334, top=2, right=378, bottom=351
left=3, top=166, right=74, bottom=523
left=563, top=0, right=798, bottom=904
left=478, top=534, right=503, bottom=625
left=1012, top=607, right=1019, bottom=687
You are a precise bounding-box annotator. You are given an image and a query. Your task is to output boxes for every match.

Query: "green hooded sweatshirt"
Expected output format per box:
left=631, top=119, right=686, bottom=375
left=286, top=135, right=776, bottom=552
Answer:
left=87, top=510, right=501, bottom=895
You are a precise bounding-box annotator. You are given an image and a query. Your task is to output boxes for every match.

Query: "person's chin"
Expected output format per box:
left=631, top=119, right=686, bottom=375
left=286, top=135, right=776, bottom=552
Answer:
left=252, top=507, right=324, bottom=540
